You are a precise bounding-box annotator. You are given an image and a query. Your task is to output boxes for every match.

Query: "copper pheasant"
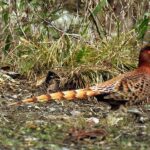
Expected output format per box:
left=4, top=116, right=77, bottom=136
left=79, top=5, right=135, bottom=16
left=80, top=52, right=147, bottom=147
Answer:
left=9, top=45, right=150, bottom=106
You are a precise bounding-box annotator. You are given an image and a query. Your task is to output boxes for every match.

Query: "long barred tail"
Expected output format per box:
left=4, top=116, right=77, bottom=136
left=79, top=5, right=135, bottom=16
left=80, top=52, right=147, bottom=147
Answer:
left=8, top=88, right=100, bottom=106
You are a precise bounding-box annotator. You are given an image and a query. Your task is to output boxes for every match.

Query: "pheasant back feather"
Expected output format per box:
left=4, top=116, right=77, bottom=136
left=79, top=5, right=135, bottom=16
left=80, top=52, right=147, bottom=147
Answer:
left=90, top=71, right=150, bottom=105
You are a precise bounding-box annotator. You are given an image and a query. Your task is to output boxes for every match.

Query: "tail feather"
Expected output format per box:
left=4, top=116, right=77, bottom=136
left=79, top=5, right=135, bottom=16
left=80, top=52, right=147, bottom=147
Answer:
left=8, top=88, right=100, bottom=106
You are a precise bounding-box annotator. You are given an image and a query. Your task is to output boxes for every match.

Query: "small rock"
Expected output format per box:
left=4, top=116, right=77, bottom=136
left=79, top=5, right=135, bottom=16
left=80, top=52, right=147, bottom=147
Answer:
left=87, top=117, right=99, bottom=125
left=70, top=110, right=81, bottom=116
left=49, top=107, right=56, bottom=112
left=12, top=95, right=18, bottom=99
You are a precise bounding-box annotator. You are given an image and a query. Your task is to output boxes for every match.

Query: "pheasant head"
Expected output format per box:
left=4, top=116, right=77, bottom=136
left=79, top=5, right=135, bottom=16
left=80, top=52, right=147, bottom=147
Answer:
left=138, top=45, right=150, bottom=73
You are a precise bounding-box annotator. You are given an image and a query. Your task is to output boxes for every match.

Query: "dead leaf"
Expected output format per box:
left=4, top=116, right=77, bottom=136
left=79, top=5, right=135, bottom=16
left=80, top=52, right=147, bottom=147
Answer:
left=68, top=128, right=107, bottom=141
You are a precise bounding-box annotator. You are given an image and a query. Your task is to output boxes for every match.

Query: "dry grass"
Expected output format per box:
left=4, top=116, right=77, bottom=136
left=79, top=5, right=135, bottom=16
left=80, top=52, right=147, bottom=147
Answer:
left=2, top=30, right=139, bottom=83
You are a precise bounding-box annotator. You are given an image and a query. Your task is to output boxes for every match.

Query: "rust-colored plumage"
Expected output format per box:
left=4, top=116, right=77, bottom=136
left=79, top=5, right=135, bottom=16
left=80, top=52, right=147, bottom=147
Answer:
left=9, top=45, right=150, bottom=106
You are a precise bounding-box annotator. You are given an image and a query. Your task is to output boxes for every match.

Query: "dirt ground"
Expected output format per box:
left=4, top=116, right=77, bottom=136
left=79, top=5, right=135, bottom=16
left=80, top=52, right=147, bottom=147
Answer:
left=0, top=72, right=150, bottom=150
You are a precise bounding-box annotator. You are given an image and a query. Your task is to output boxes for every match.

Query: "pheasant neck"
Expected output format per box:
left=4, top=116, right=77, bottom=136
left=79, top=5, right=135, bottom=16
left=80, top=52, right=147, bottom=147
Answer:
left=138, top=50, right=150, bottom=74
left=138, top=65, right=150, bottom=74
